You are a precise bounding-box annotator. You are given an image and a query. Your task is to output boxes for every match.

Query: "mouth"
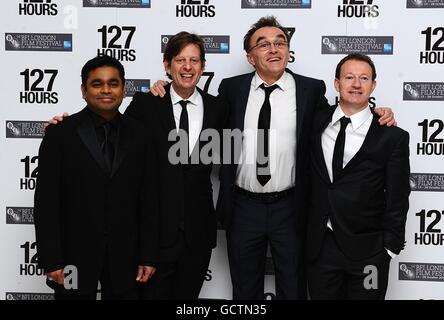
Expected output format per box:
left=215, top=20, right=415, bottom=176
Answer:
left=98, top=97, right=115, bottom=103
left=180, top=73, right=194, bottom=79
left=267, top=57, right=281, bottom=62
left=349, top=90, right=362, bottom=96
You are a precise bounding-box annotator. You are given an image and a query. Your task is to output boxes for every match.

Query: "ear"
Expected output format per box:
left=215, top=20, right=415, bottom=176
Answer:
left=163, top=61, right=171, bottom=76
left=246, top=53, right=255, bottom=67
left=81, top=84, right=86, bottom=99
left=370, top=80, right=376, bottom=93
left=334, top=78, right=340, bottom=93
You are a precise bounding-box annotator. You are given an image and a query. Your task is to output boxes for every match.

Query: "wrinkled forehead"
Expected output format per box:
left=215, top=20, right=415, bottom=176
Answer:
left=251, top=26, right=287, bottom=44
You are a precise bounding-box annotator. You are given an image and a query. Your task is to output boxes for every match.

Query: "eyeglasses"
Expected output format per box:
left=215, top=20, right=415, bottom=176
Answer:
left=249, top=41, right=288, bottom=52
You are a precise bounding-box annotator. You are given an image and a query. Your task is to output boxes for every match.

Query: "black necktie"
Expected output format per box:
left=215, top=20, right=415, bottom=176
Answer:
left=101, top=122, right=115, bottom=172
left=179, top=100, right=190, bottom=160
left=332, top=116, right=351, bottom=182
left=257, top=83, right=279, bottom=186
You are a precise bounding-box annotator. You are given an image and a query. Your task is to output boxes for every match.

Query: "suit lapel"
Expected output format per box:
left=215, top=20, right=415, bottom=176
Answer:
left=235, top=72, right=254, bottom=131
left=313, top=108, right=335, bottom=184
left=160, top=84, right=177, bottom=136
left=76, top=108, right=109, bottom=174
left=292, top=71, right=308, bottom=145
left=110, top=116, right=130, bottom=178
left=337, top=113, right=382, bottom=180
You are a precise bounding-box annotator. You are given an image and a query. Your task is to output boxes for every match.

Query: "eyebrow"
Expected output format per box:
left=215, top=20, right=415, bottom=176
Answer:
left=255, top=34, right=286, bottom=44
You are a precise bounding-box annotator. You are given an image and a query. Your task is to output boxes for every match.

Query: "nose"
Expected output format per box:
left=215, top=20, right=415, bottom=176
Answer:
left=352, top=77, right=361, bottom=87
left=101, top=84, right=111, bottom=93
left=269, top=43, right=278, bottom=53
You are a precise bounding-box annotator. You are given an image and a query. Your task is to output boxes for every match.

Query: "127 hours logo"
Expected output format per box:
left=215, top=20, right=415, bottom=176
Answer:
left=338, top=0, right=379, bottom=18
left=176, top=0, right=215, bottom=17
left=20, top=69, right=58, bottom=104
left=417, top=119, right=444, bottom=155
left=420, top=27, right=444, bottom=64
left=20, top=155, right=38, bottom=190
left=20, top=241, right=44, bottom=276
left=97, top=25, right=136, bottom=61
left=415, top=209, right=444, bottom=246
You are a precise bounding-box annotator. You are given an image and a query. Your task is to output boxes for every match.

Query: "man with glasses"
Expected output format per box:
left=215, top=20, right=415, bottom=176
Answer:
left=216, top=16, right=394, bottom=300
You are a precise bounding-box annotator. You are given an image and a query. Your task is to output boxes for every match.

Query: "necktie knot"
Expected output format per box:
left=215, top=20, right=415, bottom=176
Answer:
left=179, top=100, right=189, bottom=110
left=339, top=116, right=351, bottom=129
left=260, top=83, right=279, bottom=97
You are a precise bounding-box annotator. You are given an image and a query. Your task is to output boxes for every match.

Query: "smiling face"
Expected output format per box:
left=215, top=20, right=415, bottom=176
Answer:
left=81, top=66, right=124, bottom=120
left=334, top=59, right=376, bottom=114
left=246, top=26, right=290, bottom=84
left=164, top=43, right=204, bottom=99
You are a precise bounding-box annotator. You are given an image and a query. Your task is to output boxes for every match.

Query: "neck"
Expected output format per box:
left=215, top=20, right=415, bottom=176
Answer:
left=257, top=70, right=284, bottom=86
left=338, top=102, right=368, bottom=117
left=172, top=83, right=194, bottom=100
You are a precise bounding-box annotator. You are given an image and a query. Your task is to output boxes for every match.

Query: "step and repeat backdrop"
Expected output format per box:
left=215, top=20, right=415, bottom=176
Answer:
left=0, top=0, right=443, bottom=300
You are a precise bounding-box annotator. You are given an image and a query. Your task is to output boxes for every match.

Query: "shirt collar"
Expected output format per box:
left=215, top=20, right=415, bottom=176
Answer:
left=252, top=70, right=290, bottom=92
left=170, top=85, right=200, bottom=107
left=86, top=107, right=121, bottom=128
left=332, top=104, right=372, bottom=131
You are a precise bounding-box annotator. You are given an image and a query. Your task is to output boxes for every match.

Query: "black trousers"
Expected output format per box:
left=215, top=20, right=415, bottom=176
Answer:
left=226, top=190, right=306, bottom=300
left=52, top=256, right=138, bottom=300
left=307, top=229, right=391, bottom=300
left=140, top=231, right=211, bottom=300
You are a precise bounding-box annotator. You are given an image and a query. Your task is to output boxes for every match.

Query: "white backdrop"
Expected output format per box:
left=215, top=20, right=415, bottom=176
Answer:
left=1, top=0, right=443, bottom=300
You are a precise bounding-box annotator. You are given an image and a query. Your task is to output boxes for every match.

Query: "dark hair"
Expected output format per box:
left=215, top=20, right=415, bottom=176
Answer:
left=81, top=55, right=125, bottom=87
left=335, top=53, right=377, bottom=80
left=243, top=16, right=289, bottom=52
left=163, top=31, right=206, bottom=80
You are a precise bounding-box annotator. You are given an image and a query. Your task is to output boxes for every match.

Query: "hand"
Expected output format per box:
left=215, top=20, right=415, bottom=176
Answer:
left=149, top=80, right=168, bottom=97
left=44, top=112, right=69, bottom=129
left=136, top=265, right=156, bottom=283
left=46, top=269, right=64, bottom=285
left=374, top=107, right=396, bottom=127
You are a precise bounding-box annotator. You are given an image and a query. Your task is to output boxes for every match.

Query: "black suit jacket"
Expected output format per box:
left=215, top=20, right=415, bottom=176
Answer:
left=125, top=84, right=227, bottom=261
left=307, top=106, right=410, bottom=261
left=216, top=69, right=329, bottom=229
left=34, top=107, right=156, bottom=294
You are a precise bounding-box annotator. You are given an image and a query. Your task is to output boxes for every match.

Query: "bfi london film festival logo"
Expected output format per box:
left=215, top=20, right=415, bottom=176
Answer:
left=321, top=36, right=393, bottom=55
left=5, top=33, right=72, bottom=51
left=337, top=0, right=379, bottom=18
left=97, top=25, right=137, bottom=62
left=410, top=173, right=444, bottom=192
left=241, top=0, right=311, bottom=9
left=407, top=0, right=444, bottom=8
left=6, top=207, right=34, bottom=224
left=6, top=121, right=46, bottom=139
left=161, top=35, right=229, bottom=54
left=416, top=119, right=444, bottom=156
left=6, top=292, right=54, bottom=300
left=403, top=82, right=444, bottom=101
left=419, top=27, right=444, bottom=64
left=20, top=68, right=59, bottom=104
left=125, top=79, right=150, bottom=97
left=83, top=0, right=150, bottom=7
left=176, top=0, right=216, bottom=18
left=18, top=0, right=58, bottom=16
left=399, top=262, right=444, bottom=282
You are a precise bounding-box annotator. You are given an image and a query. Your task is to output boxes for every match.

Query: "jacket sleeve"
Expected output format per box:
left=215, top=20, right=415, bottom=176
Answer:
left=383, top=131, right=411, bottom=254
left=34, top=125, right=64, bottom=273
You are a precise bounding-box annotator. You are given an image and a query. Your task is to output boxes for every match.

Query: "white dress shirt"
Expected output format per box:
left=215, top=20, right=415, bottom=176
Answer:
left=235, top=71, right=297, bottom=193
left=321, top=104, right=396, bottom=258
left=170, top=86, right=203, bottom=156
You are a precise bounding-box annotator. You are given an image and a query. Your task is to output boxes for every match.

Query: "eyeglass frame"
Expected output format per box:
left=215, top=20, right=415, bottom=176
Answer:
left=247, top=40, right=289, bottom=53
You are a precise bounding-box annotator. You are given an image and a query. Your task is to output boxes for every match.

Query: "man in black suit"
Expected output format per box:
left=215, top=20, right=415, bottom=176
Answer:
left=34, top=55, right=156, bottom=300
left=306, top=54, right=410, bottom=299
left=125, top=32, right=227, bottom=299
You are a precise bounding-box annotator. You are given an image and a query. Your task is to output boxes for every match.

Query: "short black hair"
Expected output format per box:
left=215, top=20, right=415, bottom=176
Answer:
left=335, top=53, right=377, bottom=80
left=163, top=31, right=206, bottom=80
left=81, top=55, right=125, bottom=87
left=243, top=16, right=289, bottom=52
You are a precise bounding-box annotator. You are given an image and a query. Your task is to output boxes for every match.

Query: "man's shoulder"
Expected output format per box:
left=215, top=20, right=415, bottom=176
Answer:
left=45, top=109, right=85, bottom=134
left=220, top=72, right=255, bottom=85
left=288, top=70, right=325, bottom=86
